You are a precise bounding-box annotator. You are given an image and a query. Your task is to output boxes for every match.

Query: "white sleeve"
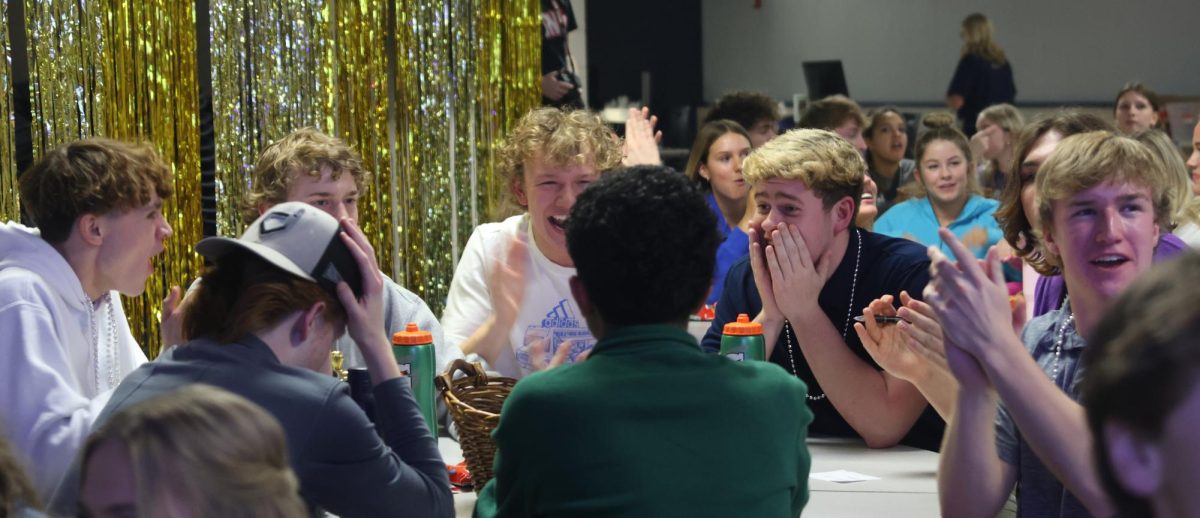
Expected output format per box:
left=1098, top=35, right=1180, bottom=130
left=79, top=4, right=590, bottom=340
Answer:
left=0, top=299, right=109, bottom=498
left=441, top=226, right=496, bottom=357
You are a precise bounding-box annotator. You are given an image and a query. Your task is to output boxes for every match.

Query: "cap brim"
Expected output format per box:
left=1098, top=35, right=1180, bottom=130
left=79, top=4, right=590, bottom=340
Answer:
left=196, top=236, right=318, bottom=284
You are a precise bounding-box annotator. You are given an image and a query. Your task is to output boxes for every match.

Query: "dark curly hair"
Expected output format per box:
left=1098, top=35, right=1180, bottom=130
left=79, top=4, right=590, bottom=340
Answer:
left=705, top=91, right=779, bottom=131
left=566, top=166, right=719, bottom=326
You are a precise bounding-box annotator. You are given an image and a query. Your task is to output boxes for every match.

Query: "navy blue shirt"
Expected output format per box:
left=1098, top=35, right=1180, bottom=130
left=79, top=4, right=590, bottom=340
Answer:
left=947, top=54, right=1016, bottom=135
left=702, top=228, right=945, bottom=450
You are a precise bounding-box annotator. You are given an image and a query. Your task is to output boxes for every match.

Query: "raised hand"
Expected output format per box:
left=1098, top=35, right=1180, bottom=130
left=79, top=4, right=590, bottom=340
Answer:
left=491, top=234, right=529, bottom=328
left=622, top=106, right=662, bottom=166
left=159, top=285, right=189, bottom=350
left=924, top=229, right=1014, bottom=359
left=895, top=291, right=949, bottom=373
left=541, top=71, right=574, bottom=101
left=335, top=218, right=387, bottom=352
left=748, top=227, right=781, bottom=324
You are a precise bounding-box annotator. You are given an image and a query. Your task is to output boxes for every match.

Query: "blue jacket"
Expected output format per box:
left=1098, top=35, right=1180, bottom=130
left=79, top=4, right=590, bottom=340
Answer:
left=875, top=195, right=1002, bottom=260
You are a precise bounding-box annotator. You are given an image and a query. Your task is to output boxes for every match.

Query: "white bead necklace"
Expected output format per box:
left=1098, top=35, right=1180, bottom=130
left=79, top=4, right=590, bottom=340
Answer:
left=87, top=294, right=120, bottom=393
left=1050, top=298, right=1075, bottom=381
left=784, top=228, right=862, bottom=402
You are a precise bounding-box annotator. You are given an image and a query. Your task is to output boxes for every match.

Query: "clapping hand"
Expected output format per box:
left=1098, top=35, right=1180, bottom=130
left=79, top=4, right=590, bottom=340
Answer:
left=622, top=106, right=662, bottom=166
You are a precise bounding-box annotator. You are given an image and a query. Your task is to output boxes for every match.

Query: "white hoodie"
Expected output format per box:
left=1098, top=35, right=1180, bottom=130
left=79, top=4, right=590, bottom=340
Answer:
left=0, top=222, right=146, bottom=497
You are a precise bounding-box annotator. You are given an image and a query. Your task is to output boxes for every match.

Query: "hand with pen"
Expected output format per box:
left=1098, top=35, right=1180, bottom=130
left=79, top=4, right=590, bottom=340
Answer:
left=854, top=291, right=957, bottom=420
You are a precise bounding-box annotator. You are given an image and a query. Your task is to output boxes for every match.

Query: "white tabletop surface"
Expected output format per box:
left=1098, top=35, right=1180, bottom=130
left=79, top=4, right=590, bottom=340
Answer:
left=440, top=435, right=941, bottom=517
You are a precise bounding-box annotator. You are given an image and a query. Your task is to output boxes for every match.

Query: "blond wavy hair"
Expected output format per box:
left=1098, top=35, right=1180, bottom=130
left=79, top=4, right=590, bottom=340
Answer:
left=494, top=107, right=623, bottom=219
left=961, top=13, right=1007, bottom=66
left=1132, top=129, right=1197, bottom=230
left=243, top=128, right=370, bottom=225
left=19, top=138, right=173, bottom=243
left=743, top=128, right=866, bottom=219
left=81, top=385, right=305, bottom=518
left=1034, top=131, right=1172, bottom=272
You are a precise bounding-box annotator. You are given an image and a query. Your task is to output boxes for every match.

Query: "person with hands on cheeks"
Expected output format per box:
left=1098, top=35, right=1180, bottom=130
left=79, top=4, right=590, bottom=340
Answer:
left=51, top=203, right=453, bottom=518
left=227, top=128, right=453, bottom=373
left=443, top=107, right=660, bottom=378
left=929, top=131, right=1172, bottom=518
left=702, top=128, right=944, bottom=450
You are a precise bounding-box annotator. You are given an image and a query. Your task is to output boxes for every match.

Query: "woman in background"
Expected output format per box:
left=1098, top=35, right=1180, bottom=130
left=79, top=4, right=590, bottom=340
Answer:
left=863, top=107, right=915, bottom=214
left=79, top=385, right=305, bottom=518
left=946, top=13, right=1016, bottom=136
left=875, top=113, right=1002, bottom=260
left=1114, top=83, right=1161, bottom=135
left=972, top=103, right=1024, bottom=198
left=684, top=120, right=753, bottom=304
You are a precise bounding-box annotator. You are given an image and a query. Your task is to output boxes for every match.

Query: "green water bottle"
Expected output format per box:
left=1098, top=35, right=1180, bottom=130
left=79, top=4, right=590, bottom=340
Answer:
left=392, top=322, right=437, bottom=439
left=720, top=313, right=765, bottom=362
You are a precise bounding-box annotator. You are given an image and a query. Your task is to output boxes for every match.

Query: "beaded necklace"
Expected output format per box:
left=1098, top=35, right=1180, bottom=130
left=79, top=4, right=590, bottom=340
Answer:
left=1050, top=298, right=1075, bottom=382
left=783, top=228, right=862, bottom=401
left=87, top=294, right=119, bottom=393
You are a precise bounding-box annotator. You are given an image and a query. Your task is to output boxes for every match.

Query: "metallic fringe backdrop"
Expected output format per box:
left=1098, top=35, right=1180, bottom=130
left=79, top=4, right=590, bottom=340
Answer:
left=393, top=0, right=540, bottom=310
left=213, top=0, right=539, bottom=315
left=0, top=4, right=15, bottom=222
left=23, top=0, right=203, bottom=358
left=10, top=0, right=538, bottom=354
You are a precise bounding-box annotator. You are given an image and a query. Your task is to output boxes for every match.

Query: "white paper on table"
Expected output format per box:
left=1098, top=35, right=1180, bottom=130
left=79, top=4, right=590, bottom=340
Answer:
left=809, top=470, right=881, bottom=483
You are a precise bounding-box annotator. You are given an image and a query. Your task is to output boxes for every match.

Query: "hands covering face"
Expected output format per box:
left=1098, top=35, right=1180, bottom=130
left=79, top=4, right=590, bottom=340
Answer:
left=748, top=223, right=836, bottom=324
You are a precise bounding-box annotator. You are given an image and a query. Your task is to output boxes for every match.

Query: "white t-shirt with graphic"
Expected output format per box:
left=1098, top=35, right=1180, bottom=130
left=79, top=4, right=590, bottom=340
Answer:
left=442, top=214, right=594, bottom=378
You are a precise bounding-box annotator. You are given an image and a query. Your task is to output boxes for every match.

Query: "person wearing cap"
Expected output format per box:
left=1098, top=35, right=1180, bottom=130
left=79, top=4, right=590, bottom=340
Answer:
left=475, top=165, right=813, bottom=517
left=442, top=107, right=658, bottom=378
left=51, top=203, right=453, bottom=518
left=0, top=138, right=174, bottom=498
left=700, top=129, right=945, bottom=451
left=229, top=127, right=456, bottom=374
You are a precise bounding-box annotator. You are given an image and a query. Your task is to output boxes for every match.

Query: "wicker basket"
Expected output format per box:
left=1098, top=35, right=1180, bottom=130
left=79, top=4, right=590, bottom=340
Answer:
left=435, top=359, right=516, bottom=493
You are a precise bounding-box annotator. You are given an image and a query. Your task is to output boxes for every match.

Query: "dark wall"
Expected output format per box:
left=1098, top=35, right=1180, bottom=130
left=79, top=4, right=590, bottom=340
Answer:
left=585, top=1, right=702, bottom=149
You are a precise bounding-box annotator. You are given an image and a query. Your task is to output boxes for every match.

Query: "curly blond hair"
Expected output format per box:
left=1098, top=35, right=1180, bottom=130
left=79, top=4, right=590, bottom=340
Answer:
left=743, top=128, right=866, bottom=219
left=242, top=128, right=370, bottom=225
left=19, top=138, right=173, bottom=243
left=494, top=108, right=623, bottom=219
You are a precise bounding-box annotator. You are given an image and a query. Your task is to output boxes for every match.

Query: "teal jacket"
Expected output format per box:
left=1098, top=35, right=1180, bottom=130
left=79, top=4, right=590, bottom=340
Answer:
left=875, top=195, right=1002, bottom=259
left=475, top=325, right=813, bottom=518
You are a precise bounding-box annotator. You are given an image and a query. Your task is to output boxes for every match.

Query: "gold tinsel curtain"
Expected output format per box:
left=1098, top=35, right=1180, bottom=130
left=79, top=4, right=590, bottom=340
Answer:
left=11, top=0, right=537, bottom=355
left=23, top=0, right=203, bottom=358
left=0, top=3, right=15, bottom=222
left=213, top=0, right=539, bottom=315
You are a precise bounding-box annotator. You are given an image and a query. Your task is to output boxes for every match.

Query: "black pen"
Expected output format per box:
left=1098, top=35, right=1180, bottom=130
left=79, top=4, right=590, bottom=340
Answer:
left=853, top=315, right=908, bottom=325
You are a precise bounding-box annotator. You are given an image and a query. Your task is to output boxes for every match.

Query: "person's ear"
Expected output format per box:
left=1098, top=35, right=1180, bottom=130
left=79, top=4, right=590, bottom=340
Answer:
left=257, top=201, right=272, bottom=216
left=511, top=174, right=528, bottom=207
left=1103, top=421, right=1162, bottom=497
left=832, top=196, right=856, bottom=233
left=1041, top=220, right=1061, bottom=259
left=293, top=302, right=327, bottom=345
left=1151, top=111, right=1161, bottom=126
left=77, top=214, right=104, bottom=247
left=698, top=163, right=711, bottom=181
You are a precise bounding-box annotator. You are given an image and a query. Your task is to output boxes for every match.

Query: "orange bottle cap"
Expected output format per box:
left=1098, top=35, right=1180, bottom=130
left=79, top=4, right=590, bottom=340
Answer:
left=722, top=313, right=762, bottom=336
left=392, top=322, right=433, bottom=345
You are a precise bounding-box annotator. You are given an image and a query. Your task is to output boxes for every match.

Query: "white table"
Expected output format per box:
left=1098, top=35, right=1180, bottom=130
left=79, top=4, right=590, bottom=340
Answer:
left=440, top=435, right=941, bottom=517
